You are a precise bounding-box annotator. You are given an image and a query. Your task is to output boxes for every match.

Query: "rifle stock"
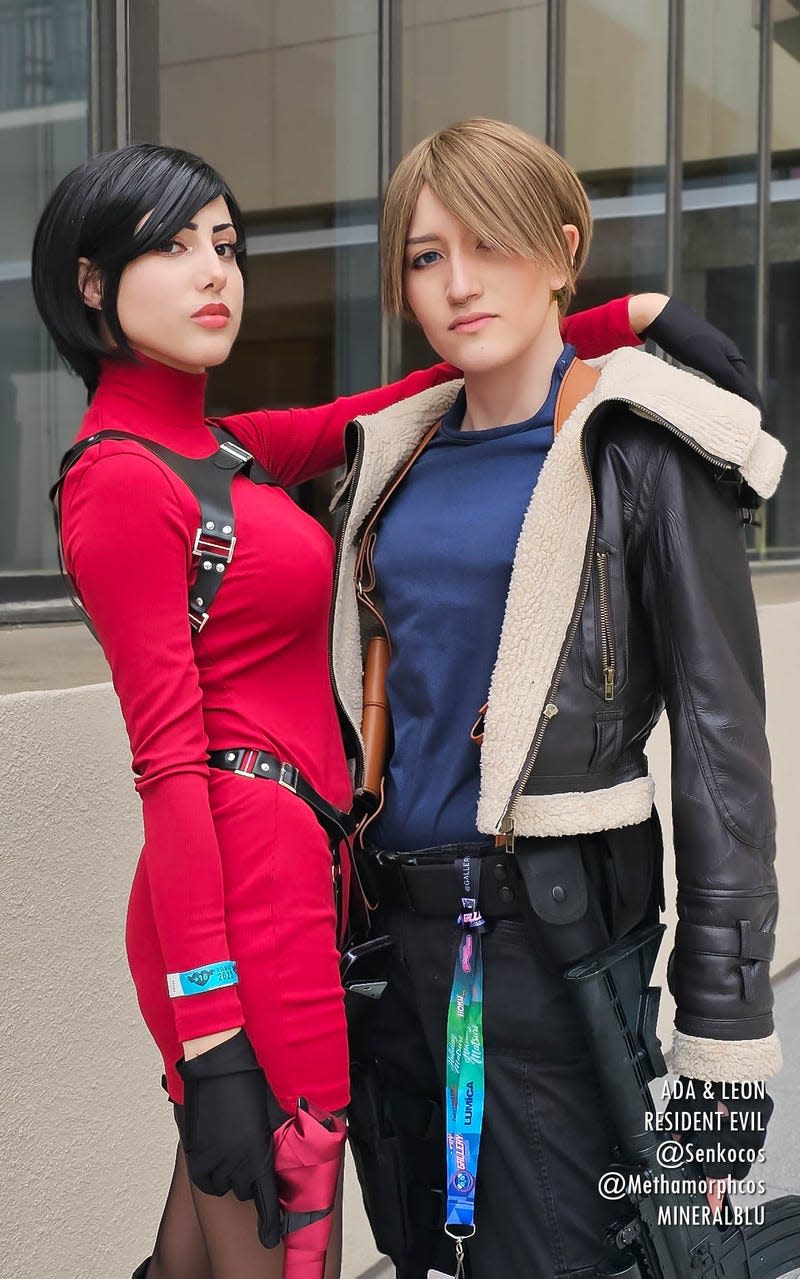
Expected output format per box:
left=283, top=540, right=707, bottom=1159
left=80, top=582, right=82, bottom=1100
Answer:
left=563, top=927, right=800, bottom=1279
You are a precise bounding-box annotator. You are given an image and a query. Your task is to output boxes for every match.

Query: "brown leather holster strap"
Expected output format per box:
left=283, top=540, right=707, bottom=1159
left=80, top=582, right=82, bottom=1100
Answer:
left=358, top=356, right=602, bottom=814
left=357, top=415, right=444, bottom=806
left=553, top=356, right=601, bottom=435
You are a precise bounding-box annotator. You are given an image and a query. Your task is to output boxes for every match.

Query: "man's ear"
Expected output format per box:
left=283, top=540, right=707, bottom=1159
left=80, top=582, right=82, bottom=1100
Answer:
left=561, top=224, right=580, bottom=263
left=550, top=225, right=581, bottom=295
left=78, top=257, right=103, bottom=311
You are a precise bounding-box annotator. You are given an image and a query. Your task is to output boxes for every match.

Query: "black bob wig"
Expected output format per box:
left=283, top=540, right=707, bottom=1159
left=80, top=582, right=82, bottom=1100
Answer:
left=31, top=143, right=246, bottom=393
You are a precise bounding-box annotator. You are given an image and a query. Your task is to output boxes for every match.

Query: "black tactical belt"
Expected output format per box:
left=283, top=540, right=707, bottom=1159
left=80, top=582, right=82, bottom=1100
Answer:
left=357, top=843, right=524, bottom=918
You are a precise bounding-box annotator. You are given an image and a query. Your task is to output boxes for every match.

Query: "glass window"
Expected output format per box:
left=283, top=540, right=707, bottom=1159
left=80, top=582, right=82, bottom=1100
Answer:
left=564, top=0, right=669, bottom=307
left=768, top=5, right=800, bottom=558
left=157, top=0, right=381, bottom=436
left=399, top=0, right=549, bottom=373
left=0, top=1, right=90, bottom=576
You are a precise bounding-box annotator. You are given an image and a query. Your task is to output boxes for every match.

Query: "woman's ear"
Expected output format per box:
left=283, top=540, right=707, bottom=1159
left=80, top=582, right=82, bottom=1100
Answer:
left=78, top=257, right=103, bottom=311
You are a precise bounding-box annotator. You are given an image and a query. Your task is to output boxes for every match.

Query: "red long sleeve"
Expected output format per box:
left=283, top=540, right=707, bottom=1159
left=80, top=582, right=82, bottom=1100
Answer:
left=62, top=445, right=246, bottom=1042
left=219, top=362, right=461, bottom=487
left=562, top=295, right=641, bottom=360
left=218, top=296, right=639, bottom=486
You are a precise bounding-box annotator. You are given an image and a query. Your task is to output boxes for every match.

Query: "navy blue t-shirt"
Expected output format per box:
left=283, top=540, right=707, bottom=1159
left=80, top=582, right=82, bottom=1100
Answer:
left=371, top=345, right=575, bottom=851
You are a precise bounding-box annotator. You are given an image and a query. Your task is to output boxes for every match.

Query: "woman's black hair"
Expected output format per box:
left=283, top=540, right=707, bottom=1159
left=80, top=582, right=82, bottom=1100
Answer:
left=31, top=143, right=246, bottom=392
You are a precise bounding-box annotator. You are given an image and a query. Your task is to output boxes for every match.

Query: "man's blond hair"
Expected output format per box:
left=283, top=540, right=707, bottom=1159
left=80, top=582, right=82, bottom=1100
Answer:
left=381, top=118, right=593, bottom=318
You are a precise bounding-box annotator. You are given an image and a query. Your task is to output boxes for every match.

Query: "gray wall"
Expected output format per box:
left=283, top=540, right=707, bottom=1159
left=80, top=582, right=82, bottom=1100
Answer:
left=2, top=597, right=799, bottom=1277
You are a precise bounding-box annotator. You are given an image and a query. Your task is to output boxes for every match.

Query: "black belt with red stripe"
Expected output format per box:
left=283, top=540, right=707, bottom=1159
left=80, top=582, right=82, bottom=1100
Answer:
left=207, top=747, right=356, bottom=848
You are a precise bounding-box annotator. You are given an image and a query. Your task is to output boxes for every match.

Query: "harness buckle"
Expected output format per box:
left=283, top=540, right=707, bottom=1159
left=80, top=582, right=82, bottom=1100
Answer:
left=279, top=762, right=299, bottom=794
left=193, top=528, right=237, bottom=563
left=219, top=439, right=252, bottom=465
left=189, top=609, right=210, bottom=633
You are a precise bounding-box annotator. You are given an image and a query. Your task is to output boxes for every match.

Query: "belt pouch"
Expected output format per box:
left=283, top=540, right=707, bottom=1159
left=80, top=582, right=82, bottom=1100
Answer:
left=514, top=836, right=610, bottom=971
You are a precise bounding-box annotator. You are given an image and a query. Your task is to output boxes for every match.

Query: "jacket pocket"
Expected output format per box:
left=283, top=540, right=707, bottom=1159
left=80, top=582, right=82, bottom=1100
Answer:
left=581, top=540, right=628, bottom=699
left=588, top=710, right=624, bottom=773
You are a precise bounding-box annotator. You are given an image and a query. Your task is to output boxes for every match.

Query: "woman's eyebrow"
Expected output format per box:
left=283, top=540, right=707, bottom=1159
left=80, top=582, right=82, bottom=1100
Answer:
left=184, top=221, right=235, bottom=233
left=406, top=233, right=442, bottom=245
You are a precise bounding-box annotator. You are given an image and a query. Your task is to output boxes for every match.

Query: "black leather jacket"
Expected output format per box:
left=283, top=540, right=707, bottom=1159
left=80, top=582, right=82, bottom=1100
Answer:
left=329, top=313, right=785, bottom=1082
left=544, top=405, right=778, bottom=1052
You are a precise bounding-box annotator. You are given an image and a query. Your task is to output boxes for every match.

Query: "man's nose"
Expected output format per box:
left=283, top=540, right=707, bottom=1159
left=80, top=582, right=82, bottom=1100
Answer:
left=446, top=251, right=483, bottom=306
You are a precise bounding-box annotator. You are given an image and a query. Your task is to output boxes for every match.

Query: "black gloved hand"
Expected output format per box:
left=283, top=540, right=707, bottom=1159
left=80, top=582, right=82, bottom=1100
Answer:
left=641, top=297, right=763, bottom=410
left=664, top=1075, right=774, bottom=1181
left=177, top=1029, right=289, bottom=1247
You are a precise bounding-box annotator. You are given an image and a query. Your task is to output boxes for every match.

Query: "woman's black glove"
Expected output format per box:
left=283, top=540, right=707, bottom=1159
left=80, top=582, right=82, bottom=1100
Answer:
left=177, top=1029, right=289, bottom=1247
left=641, top=297, right=762, bottom=410
left=664, top=1075, right=774, bottom=1181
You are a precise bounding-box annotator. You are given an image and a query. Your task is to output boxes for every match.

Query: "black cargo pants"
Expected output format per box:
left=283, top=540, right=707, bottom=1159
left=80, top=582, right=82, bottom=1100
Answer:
left=346, top=818, right=664, bottom=1279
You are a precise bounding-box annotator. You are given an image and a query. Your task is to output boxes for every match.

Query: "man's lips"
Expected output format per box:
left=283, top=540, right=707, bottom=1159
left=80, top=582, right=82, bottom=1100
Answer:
left=448, top=313, right=497, bottom=333
left=191, top=302, right=231, bottom=329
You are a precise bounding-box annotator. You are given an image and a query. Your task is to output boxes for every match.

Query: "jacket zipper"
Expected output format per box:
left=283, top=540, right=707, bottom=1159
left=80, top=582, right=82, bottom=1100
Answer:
left=496, top=397, right=737, bottom=847
left=328, top=421, right=367, bottom=788
left=596, top=551, right=615, bottom=701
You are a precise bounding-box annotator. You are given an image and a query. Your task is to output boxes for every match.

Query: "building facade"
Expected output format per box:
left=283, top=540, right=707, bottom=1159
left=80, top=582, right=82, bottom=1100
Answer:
left=1, top=0, right=798, bottom=604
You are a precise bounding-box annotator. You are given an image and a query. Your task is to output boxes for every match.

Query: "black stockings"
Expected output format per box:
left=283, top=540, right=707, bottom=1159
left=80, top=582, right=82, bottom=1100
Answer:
left=144, top=1142, right=343, bottom=1279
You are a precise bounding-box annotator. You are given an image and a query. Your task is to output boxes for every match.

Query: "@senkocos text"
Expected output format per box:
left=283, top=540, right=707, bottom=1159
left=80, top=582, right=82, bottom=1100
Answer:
left=598, top=1079, right=769, bottom=1226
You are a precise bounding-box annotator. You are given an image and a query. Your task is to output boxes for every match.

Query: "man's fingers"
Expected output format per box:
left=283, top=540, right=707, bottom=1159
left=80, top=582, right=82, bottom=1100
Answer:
left=254, top=1174, right=282, bottom=1249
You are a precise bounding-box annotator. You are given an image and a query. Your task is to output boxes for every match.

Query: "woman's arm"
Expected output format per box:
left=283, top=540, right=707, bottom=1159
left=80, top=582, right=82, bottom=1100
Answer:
left=218, top=293, right=670, bottom=488
left=561, top=293, right=668, bottom=358
left=61, top=445, right=245, bottom=1047
left=217, top=361, right=460, bottom=489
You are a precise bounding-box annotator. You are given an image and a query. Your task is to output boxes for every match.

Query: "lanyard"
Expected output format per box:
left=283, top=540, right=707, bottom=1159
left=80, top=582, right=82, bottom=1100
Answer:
left=444, top=856, right=486, bottom=1277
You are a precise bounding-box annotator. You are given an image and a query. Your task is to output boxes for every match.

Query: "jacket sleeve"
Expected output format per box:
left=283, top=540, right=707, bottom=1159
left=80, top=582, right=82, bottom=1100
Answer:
left=217, top=362, right=461, bottom=488
left=61, top=446, right=246, bottom=1044
left=642, top=297, right=762, bottom=409
left=636, top=437, right=781, bottom=1082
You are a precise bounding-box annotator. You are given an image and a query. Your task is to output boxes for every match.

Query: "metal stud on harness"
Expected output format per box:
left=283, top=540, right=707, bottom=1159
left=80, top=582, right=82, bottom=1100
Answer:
left=49, top=425, right=278, bottom=638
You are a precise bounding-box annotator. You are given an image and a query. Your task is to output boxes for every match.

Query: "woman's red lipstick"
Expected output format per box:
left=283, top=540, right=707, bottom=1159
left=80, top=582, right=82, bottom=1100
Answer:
left=191, top=302, right=231, bottom=329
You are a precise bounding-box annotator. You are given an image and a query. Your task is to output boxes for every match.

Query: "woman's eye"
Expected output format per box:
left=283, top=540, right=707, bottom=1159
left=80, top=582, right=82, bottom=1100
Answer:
left=411, top=250, right=442, bottom=270
left=215, top=241, right=239, bottom=260
left=155, top=238, right=185, bottom=256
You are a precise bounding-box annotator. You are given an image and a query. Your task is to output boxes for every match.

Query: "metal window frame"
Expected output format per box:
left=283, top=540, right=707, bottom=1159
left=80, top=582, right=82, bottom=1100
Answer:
left=3, top=0, right=790, bottom=624
left=0, top=0, right=124, bottom=624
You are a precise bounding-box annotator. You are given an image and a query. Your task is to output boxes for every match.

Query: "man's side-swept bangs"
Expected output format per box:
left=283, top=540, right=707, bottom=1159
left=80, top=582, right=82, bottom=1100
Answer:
left=381, top=118, right=593, bottom=319
left=31, top=144, right=245, bottom=392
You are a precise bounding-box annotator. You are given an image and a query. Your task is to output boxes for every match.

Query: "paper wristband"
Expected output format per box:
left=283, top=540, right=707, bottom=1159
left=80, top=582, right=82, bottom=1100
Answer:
left=166, top=960, right=239, bottom=998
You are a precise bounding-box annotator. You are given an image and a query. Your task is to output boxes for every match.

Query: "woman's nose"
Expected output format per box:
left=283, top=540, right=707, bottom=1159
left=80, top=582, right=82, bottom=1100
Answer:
left=198, top=245, right=227, bottom=290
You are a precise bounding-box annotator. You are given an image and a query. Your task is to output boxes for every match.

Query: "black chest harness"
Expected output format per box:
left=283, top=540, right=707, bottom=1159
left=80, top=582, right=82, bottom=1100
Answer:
left=49, top=427, right=356, bottom=874
left=49, top=425, right=278, bottom=635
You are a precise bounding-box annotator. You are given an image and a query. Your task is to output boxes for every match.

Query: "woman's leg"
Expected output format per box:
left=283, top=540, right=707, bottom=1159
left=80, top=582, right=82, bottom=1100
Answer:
left=146, top=1142, right=211, bottom=1279
left=185, top=1154, right=344, bottom=1279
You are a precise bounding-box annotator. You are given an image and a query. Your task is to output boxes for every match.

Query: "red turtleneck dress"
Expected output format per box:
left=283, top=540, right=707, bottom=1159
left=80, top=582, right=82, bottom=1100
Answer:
left=58, top=298, right=638, bottom=1111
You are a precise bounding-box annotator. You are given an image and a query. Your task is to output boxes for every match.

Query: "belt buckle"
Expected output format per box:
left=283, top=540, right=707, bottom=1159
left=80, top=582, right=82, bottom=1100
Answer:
left=278, top=761, right=299, bottom=793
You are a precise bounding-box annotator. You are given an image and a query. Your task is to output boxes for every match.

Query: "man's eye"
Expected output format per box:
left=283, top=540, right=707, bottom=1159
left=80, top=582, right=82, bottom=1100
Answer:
left=411, top=250, right=442, bottom=269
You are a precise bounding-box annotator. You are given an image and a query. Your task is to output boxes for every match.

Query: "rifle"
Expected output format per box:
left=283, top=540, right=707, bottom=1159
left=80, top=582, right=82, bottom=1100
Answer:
left=560, top=922, right=800, bottom=1278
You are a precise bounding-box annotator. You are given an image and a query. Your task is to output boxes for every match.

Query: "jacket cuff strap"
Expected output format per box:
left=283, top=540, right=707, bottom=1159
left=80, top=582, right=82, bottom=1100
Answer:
left=676, top=919, right=775, bottom=962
